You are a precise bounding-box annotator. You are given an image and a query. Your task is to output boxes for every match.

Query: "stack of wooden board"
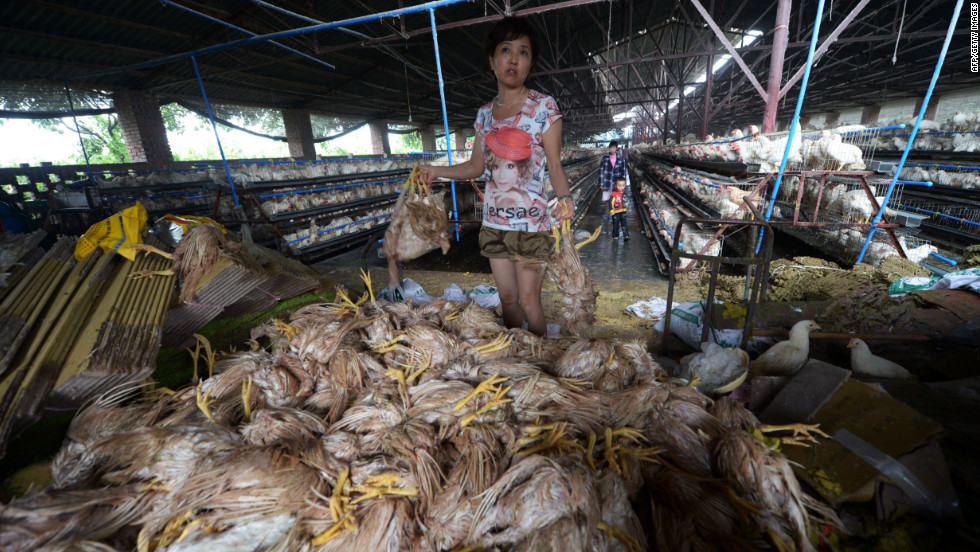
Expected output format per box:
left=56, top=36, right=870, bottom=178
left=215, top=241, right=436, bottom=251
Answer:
left=219, top=242, right=320, bottom=318
left=0, top=239, right=175, bottom=456
left=160, top=240, right=268, bottom=349
left=0, top=230, right=47, bottom=297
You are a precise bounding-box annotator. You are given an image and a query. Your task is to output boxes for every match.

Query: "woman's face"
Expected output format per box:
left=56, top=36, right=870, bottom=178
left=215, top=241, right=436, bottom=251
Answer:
left=491, top=159, right=521, bottom=191
left=490, top=35, right=533, bottom=88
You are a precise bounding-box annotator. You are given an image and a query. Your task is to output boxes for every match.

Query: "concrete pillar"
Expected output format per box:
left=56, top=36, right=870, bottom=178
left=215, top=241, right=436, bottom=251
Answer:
left=113, top=90, right=173, bottom=166
left=282, top=108, right=316, bottom=160
left=860, top=105, right=881, bottom=126
left=825, top=112, right=841, bottom=128
left=420, top=126, right=436, bottom=152
left=368, top=121, right=390, bottom=155
left=800, top=115, right=811, bottom=128
left=453, top=128, right=467, bottom=152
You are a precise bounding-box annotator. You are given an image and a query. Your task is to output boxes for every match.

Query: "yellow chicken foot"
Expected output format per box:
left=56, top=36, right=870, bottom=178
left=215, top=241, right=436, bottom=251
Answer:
left=272, top=318, right=298, bottom=340
left=574, top=226, right=603, bottom=249
left=241, top=377, right=253, bottom=421
left=471, top=333, right=514, bottom=355
left=359, top=268, right=376, bottom=304
left=551, top=225, right=561, bottom=253
left=604, top=427, right=623, bottom=475
left=585, top=432, right=598, bottom=471
left=371, top=334, right=407, bottom=353
left=195, top=382, right=216, bottom=423
left=597, top=521, right=642, bottom=552
left=454, top=372, right=508, bottom=410
left=444, top=306, right=462, bottom=321
left=515, top=422, right=581, bottom=455
left=191, top=334, right=216, bottom=378
left=125, top=243, right=175, bottom=260
left=608, top=426, right=649, bottom=444
left=405, top=350, right=432, bottom=384
left=461, top=385, right=513, bottom=426
left=558, top=377, right=589, bottom=389
left=760, top=423, right=829, bottom=446
left=688, top=373, right=701, bottom=387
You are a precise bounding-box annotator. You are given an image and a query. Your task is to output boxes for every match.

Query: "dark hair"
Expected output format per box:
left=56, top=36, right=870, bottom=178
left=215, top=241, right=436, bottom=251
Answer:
left=609, top=140, right=619, bottom=148
left=615, top=176, right=627, bottom=182
left=484, top=17, right=541, bottom=68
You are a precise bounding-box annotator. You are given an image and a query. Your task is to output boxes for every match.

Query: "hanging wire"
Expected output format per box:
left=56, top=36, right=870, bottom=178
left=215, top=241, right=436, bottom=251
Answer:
left=892, top=0, right=907, bottom=65
left=405, top=63, right=413, bottom=123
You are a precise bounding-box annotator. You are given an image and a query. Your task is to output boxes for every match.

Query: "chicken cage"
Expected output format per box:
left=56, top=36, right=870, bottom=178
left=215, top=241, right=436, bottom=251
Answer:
left=895, top=198, right=980, bottom=242
left=798, top=125, right=889, bottom=172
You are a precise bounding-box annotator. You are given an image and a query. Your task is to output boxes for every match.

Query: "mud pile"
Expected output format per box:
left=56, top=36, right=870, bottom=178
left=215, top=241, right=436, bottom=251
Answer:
left=817, top=288, right=922, bottom=334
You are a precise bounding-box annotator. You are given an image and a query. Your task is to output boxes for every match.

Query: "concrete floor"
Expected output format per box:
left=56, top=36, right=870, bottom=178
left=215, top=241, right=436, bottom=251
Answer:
left=316, top=183, right=702, bottom=348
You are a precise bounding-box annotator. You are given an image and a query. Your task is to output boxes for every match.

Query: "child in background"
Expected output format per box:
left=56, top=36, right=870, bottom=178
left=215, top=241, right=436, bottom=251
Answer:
left=609, top=176, right=630, bottom=240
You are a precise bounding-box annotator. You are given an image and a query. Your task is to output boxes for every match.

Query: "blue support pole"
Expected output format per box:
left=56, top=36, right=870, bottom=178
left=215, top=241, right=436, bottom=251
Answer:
left=756, top=0, right=826, bottom=254
left=856, top=0, right=964, bottom=263
left=71, top=0, right=468, bottom=80
left=158, top=0, right=335, bottom=70
left=62, top=80, right=95, bottom=185
left=190, top=55, right=240, bottom=208
left=429, top=7, right=460, bottom=241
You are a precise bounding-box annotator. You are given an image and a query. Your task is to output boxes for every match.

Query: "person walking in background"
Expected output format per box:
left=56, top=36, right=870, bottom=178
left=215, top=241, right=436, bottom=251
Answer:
left=609, top=176, right=630, bottom=240
left=598, top=140, right=627, bottom=220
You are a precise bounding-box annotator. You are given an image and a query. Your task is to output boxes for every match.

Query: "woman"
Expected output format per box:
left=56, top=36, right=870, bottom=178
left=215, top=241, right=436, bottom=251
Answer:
left=420, top=16, right=574, bottom=337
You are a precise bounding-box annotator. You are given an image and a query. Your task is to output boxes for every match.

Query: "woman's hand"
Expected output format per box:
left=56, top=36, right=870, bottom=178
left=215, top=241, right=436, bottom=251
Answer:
left=553, top=196, right=575, bottom=221
left=417, top=164, right=440, bottom=185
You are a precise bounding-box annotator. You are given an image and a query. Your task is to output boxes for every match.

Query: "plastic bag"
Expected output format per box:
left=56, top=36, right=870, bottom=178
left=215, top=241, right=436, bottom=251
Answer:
left=75, top=202, right=147, bottom=262
left=378, top=277, right=435, bottom=303
left=654, top=299, right=773, bottom=353
left=469, top=285, right=500, bottom=308
left=888, top=276, right=941, bottom=296
left=625, top=295, right=668, bottom=320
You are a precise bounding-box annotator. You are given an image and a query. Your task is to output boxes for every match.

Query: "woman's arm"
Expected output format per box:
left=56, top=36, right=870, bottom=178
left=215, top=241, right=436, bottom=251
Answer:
left=419, top=133, right=486, bottom=183
left=542, top=119, right=574, bottom=220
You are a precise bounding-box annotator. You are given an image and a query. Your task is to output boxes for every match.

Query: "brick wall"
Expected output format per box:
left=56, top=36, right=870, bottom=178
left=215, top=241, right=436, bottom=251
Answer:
left=861, top=105, right=881, bottom=125
left=283, top=108, right=316, bottom=160
left=113, top=90, right=173, bottom=166
left=421, top=126, right=436, bottom=152
left=368, top=121, right=391, bottom=155
left=453, top=128, right=467, bottom=152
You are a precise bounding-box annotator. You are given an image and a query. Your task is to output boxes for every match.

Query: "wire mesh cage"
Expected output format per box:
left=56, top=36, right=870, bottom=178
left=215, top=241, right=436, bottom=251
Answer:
left=798, top=126, right=883, bottom=171
left=897, top=198, right=980, bottom=238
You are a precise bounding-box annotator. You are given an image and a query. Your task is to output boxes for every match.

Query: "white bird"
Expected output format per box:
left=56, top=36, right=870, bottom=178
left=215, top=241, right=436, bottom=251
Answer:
left=952, top=110, right=970, bottom=130
left=847, top=338, right=911, bottom=379
left=749, top=320, right=821, bottom=376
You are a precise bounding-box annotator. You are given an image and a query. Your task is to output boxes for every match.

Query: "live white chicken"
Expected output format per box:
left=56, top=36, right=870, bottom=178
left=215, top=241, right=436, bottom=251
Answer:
left=847, top=338, right=912, bottom=379
left=749, top=320, right=820, bottom=376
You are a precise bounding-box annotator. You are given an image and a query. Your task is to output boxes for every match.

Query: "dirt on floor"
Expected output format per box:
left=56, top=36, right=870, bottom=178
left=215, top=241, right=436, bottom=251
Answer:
left=699, top=255, right=934, bottom=304
left=963, top=244, right=980, bottom=269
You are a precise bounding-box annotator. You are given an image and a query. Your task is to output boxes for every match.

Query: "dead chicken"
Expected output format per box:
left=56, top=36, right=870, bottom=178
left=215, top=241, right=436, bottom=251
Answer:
left=713, top=430, right=815, bottom=552
left=128, top=222, right=241, bottom=302
left=383, top=166, right=450, bottom=290
left=465, top=455, right=601, bottom=550
left=540, top=214, right=602, bottom=334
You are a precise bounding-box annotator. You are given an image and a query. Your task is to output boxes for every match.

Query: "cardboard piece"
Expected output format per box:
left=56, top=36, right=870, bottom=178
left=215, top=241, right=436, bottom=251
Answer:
left=758, top=359, right=850, bottom=425
left=748, top=375, right=788, bottom=412
left=783, top=379, right=945, bottom=508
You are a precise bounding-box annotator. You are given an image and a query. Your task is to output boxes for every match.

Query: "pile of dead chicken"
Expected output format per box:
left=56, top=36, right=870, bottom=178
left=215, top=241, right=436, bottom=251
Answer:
left=1, top=280, right=841, bottom=552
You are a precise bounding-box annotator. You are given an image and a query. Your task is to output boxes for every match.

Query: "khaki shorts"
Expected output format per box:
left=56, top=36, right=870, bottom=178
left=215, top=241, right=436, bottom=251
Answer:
left=479, top=226, right=553, bottom=261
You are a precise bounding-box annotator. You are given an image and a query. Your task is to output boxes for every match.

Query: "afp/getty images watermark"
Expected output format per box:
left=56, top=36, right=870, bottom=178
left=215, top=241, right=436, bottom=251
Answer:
left=972, top=2, right=979, bottom=73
